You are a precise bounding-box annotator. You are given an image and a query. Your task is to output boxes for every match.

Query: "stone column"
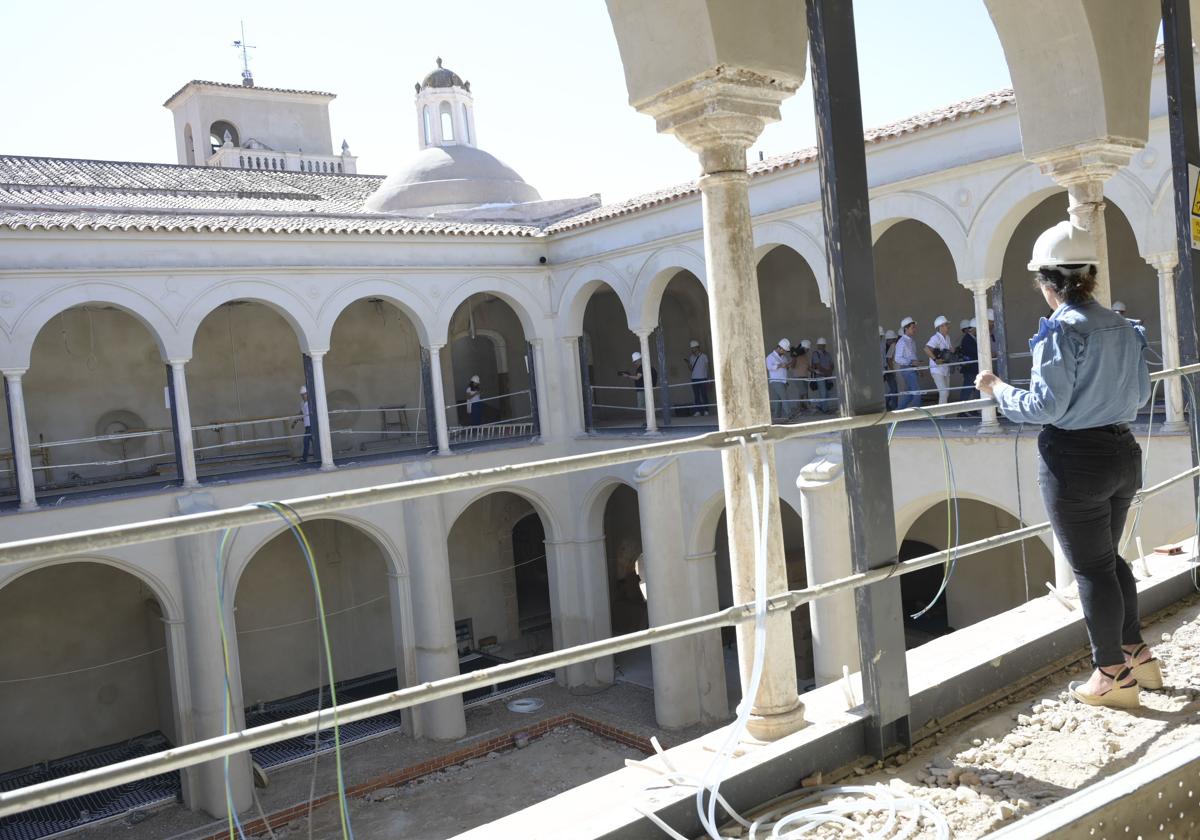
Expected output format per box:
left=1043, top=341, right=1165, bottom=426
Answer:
left=308, top=351, right=336, bottom=471
left=169, top=360, right=200, bottom=488
left=2, top=369, right=37, bottom=510
left=1147, top=252, right=1188, bottom=431
left=636, top=456, right=727, bottom=728
left=173, top=492, right=252, bottom=816
left=796, top=444, right=860, bottom=688
left=427, top=344, right=451, bottom=455
left=529, top=337, right=552, bottom=438
left=635, top=329, right=658, bottom=433
left=404, top=491, right=466, bottom=739
left=1036, top=143, right=1135, bottom=308
left=966, top=284, right=1000, bottom=429
left=638, top=72, right=805, bottom=740
left=562, top=335, right=588, bottom=434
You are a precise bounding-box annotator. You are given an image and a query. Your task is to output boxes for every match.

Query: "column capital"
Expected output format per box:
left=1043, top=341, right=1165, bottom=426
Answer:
left=167, top=357, right=191, bottom=368
left=1144, top=251, right=1180, bottom=272
left=1032, top=141, right=1134, bottom=190
left=1, top=368, right=27, bottom=379
left=635, top=68, right=798, bottom=174
left=427, top=343, right=445, bottom=353
left=962, top=279, right=998, bottom=295
left=633, top=327, right=656, bottom=340
left=307, top=348, right=329, bottom=360
left=528, top=337, right=544, bottom=349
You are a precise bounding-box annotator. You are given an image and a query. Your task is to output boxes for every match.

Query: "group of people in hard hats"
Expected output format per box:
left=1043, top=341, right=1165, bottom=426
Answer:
left=766, top=336, right=837, bottom=420
left=884, top=312, right=996, bottom=408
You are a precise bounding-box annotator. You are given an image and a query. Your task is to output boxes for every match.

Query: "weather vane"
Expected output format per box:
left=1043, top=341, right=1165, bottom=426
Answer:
left=232, top=21, right=256, bottom=86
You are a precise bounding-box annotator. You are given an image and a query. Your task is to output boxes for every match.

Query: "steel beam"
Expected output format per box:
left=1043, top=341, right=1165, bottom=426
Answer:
left=806, top=0, right=911, bottom=756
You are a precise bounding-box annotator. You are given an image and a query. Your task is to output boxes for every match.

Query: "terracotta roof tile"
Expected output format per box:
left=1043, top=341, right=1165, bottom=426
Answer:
left=163, top=80, right=337, bottom=108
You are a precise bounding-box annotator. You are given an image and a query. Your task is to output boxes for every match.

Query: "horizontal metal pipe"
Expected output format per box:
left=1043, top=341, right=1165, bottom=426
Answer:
left=5, top=457, right=1197, bottom=819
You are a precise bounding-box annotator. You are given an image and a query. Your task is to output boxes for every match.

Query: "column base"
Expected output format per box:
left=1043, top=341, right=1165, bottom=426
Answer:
left=976, top=419, right=1004, bottom=435
left=182, top=479, right=201, bottom=489
left=17, top=501, right=38, bottom=512
left=1161, top=420, right=1190, bottom=434
left=745, top=697, right=807, bottom=741
left=319, top=463, right=337, bottom=472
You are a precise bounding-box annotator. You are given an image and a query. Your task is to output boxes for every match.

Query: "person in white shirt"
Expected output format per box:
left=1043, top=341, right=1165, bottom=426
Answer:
left=686, top=339, right=711, bottom=416
left=465, top=374, right=483, bottom=425
left=811, top=337, right=836, bottom=414
left=291, top=385, right=313, bottom=462
left=925, top=314, right=954, bottom=404
left=765, top=338, right=794, bottom=420
left=893, top=317, right=921, bottom=409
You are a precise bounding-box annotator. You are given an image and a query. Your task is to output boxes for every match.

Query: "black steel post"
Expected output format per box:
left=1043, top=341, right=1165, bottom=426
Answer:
left=420, top=348, right=437, bottom=450
left=302, top=353, right=321, bottom=465
left=526, top=342, right=541, bottom=437
left=807, top=0, right=911, bottom=757
left=655, top=327, right=672, bottom=426
left=165, top=363, right=186, bottom=485
left=579, top=335, right=595, bottom=432
left=1161, top=0, right=1200, bottom=494
left=990, top=280, right=1009, bottom=381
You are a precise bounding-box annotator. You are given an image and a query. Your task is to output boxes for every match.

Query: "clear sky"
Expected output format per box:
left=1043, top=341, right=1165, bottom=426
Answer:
left=0, top=1, right=1013, bottom=204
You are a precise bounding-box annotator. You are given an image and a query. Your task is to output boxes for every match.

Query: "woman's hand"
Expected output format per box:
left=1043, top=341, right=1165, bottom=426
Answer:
left=975, top=371, right=1002, bottom=396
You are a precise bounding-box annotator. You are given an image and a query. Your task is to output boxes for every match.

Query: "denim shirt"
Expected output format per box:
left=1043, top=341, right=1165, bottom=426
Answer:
left=992, top=300, right=1150, bottom=429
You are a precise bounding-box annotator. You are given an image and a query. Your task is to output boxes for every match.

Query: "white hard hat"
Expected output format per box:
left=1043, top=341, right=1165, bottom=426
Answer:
left=817, top=337, right=827, bottom=345
left=689, top=339, right=700, bottom=348
left=968, top=318, right=978, bottom=328
left=631, top=351, right=641, bottom=362
left=800, top=339, right=812, bottom=349
left=470, top=374, right=480, bottom=384
left=933, top=315, right=949, bottom=328
left=778, top=338, right=792, bottom=351
left=1028, top=220, right=1098, bottom=271
left=900, top=316, right=915, bottom=329
left=959, top=318, right=970, bottom=329
left=299, top=385, right=308, bottom=394
left=1112, top=301, right=1127, bottom=312
left=884, top=329, right=897, bottom=339
left=987, top=308, right=995, bottom=321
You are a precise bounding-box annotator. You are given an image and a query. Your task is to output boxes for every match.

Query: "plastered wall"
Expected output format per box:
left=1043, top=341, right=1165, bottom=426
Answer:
left=756, top=245, right=833, bottom=352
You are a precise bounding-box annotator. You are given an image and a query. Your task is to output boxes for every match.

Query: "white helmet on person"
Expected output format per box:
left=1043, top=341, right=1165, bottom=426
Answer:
left=689, top=339, right=700, bottom=348
left=933, top=315, right=949, bottom=328
left=299, top=385, right=307, bottom=394
left=470, top=374, right=481, bottom=384
left=800, top=339, right=812, bottom=349
left=959, top=318, right=970, bottom=329
left=1112, top=301, right=1127, bottom=313
left=777, top=338, right=792, bottom=351
left=884, top=329, right=897, bottom=339
left=900, top=316, right=915, bottom=329
left=816, top=337, right=827, bottom=345
left=1028, top=220, right=1099, bottom=271
left=631, top=351, right=641, bottom=362
left=968, top=318, right=978, bottom=329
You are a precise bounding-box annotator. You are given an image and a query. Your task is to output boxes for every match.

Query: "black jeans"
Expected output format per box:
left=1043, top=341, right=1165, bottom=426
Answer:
left=1038, top=425, right=1144, bottom=668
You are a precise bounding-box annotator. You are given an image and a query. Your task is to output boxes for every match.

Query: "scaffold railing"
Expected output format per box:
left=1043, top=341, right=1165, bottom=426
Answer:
left=0, top=362, right=1197, bottom=819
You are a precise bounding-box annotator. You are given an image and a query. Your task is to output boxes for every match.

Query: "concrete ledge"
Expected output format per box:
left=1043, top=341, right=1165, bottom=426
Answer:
left=452, top=545, right=1199, bottom=840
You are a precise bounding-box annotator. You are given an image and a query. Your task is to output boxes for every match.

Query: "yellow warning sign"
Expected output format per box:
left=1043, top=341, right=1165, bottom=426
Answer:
left=1191, top=164, right=1200, bottom=251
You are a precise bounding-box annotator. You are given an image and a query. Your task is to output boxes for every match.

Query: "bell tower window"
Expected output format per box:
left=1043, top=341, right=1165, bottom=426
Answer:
left=208, top=120, right=239, bottom=155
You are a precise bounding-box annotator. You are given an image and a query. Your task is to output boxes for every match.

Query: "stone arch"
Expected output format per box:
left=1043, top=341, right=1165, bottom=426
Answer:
left=689, top=490, right=729, bottom=558
left=1146, top=171, right=1180, bottom=257
left=434, top=275, right=547, bottom=345
left=1102, top=167, right=1157, bottom=258
left=630, top=245, right=707, bottom=332
left=5, top=284, right=177, bottom=369
left=449, top=327, right=509, bottom=374
left=445, top=484, right=563, bottom=545
left=873, top=218, right=970, bottom=336
left=582, top=475, right=637, bottom=539
left=0, top=555, right=181, bottom=623
left=970, top=164, right=1061, bottom=281
left=314, top=282, right=434, bottom=349
left=180, top=281, right=317, bottom=356
left=754, top=243, right=832, bottom=361
left=752, top=221, right=830, bottom=305
left=558, top=263, right=633, bottom=338
left=870, top=191, right=970, bottom=284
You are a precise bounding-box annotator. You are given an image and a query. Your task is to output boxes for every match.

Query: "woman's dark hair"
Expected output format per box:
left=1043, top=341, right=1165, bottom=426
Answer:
left=1035, top=263, right=1097, bottom=305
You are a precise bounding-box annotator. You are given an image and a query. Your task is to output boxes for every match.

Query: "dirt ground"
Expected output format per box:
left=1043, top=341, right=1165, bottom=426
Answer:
left=725, top=593, right=1200, bottom=839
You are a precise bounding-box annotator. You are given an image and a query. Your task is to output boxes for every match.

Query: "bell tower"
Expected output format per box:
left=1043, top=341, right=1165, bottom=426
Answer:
left=414, top=58, right=476, bottom=151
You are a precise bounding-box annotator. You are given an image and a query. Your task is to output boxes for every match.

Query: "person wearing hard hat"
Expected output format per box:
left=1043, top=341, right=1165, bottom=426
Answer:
left=765, top=338, right=794, bottom=420
left=883, top=329, right=900, bottom=409
left=685, top=339, right=711, bottom=416
left=811, top=337, right=836, bottom=413
left=291, top=384, right=313, bottom=462
left=958, top=319, right=979, bottom=402
left=925, top=316, right=955, bottom=404
left=789, top=340, right=812, bottom=417
left=976, top=220, right=1153, bottom=710
left=465, top=374, right=484, bottom=426
left=893, top=317, right=921, bottom=408
left=1112, top=301, right=1128, bottom=318
left=620, top=351, right=659, bottom=420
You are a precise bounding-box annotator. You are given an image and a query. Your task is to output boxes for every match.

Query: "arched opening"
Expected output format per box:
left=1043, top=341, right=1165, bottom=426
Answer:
left=187, top=301, right=308, bottom=476
left=235, top=520, right=403, bottom=768
left=439, top=102, right=455, bottom=142
left=445, top=294, right=534, bottom=444
left=184, top=123, right=196, bottom=165
left=873, top=220, right=972, bottom=407
left=713, top=500, right=812, bottom=702
left=655, top=270, right=713, bottom=426
left=580, top=283, right=638, bottom=429
left=325, top=298, right=428, bottom=461
left=208, top=120, right=239, bottom=155
left=598, top=484, right=649, bottom=685
left=997, top=194, right=1160, bottom=393
left=900, top=499, right=1054, bottom=648
left=23, top=306, right=173, bottom=494
left=448, top=492, right=556, bottom=697
left=422, top=106, right=432, bottom=146
left=756, top=245, right=835, bottom=419
left=461, top=104, right=471, bottom=144
left=0, top=563, right=178, bottom=834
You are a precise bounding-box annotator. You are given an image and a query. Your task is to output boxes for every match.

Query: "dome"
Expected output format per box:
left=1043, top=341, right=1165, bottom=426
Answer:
left=420, top=57, right=466, bottom=91
left=363, top=145, right=542, bottom=214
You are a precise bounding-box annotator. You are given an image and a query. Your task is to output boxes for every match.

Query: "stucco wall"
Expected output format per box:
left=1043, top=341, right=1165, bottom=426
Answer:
left=583, top=289, right=639, bottom=422
left=0, top=563, right=169, bottom=772
left=756, top=245, right=833, bottom=352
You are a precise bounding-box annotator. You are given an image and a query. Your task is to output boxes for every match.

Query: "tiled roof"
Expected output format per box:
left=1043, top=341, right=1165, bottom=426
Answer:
left=163, top=80, right=336, bottom=107
left=546, top=88, right=1016, bottom=233
left=0, top=156, right=540, bottom=236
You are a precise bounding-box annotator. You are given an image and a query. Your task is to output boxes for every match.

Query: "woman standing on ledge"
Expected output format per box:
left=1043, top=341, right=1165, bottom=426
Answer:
left=976, top=220, right=1156, bottom=709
